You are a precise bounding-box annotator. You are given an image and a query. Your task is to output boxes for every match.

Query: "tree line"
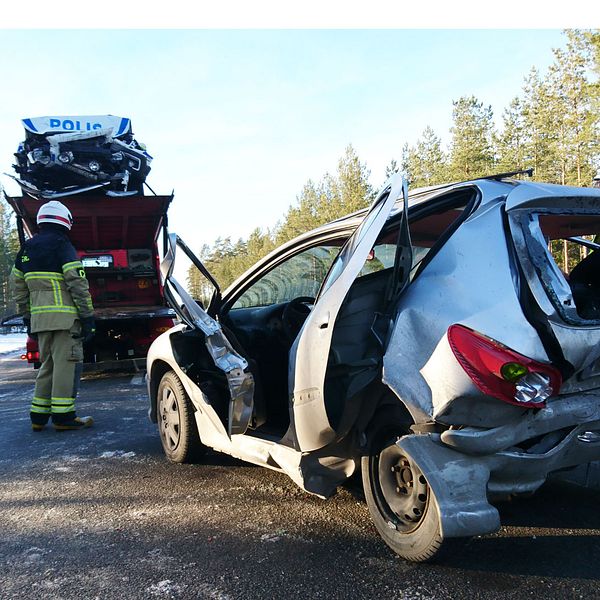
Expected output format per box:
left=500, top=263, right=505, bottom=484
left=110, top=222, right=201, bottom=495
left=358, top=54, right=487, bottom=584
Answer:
left=189, top=29, right=599, bottom=295
left=0, top=189, right=19, bottom=322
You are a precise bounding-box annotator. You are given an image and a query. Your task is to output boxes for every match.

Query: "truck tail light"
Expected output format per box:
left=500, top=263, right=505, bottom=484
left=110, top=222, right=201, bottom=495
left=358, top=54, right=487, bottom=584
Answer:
left=151, top=318, right=175, bottom=336
left=28, top=350, right=40, bottom=362
left=24, top=336, right=40, bottom=363
left=447, top=324, right=562, bottom=408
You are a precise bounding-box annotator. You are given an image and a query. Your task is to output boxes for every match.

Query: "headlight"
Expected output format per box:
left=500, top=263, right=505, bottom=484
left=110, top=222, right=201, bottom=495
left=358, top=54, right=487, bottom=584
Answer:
left=58, top=151, right=74, bottom=164
left=31, top=149, right=51, bottom=165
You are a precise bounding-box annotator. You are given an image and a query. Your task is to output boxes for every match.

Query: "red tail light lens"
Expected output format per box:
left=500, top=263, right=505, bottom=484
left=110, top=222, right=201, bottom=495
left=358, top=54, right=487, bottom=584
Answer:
left=447, top=324, right=562, bottom=408
left=25, top=337, right=40, bottom=363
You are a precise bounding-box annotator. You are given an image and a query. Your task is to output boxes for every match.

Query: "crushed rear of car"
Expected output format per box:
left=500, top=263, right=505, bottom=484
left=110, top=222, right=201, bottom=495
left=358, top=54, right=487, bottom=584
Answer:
left=147, top=173, right=600, bottom=561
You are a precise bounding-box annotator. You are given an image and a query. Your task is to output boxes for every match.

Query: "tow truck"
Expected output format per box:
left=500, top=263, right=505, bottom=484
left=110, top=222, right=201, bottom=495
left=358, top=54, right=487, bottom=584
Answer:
left=3, top=115, right=176, bottom=370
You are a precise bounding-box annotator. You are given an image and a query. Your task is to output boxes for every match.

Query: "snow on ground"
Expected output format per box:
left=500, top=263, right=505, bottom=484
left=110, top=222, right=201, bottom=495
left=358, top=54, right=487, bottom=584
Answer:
left=0, top=333, right=27, bottom=356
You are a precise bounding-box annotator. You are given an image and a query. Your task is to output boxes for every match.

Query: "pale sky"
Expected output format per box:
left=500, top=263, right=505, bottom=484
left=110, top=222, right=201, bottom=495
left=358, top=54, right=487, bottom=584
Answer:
left=0, top=27, right=575, bottom=253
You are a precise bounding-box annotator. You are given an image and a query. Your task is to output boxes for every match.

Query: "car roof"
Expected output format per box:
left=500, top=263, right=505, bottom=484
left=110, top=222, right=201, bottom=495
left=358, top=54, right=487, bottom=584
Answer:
left=220, top=176, right=594, bottom=301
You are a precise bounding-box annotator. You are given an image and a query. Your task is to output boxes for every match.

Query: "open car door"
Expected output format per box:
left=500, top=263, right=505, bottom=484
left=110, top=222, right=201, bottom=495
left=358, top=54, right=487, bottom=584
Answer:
left=289, top=175, right=411, bottom=451
left=161, top=233, right=255, bottom=436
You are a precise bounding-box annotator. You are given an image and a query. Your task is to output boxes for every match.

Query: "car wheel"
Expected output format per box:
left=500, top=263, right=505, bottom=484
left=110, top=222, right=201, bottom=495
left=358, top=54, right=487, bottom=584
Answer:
left=157, top=370, right=206, bottom=463
left=362, top=411, right=445, bottom=562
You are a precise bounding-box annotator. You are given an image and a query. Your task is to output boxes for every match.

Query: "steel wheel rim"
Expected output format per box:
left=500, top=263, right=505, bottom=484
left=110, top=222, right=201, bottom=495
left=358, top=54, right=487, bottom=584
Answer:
left=159, top=384, right=181, bottom=451
left=373, top=441, right=429, bottom=533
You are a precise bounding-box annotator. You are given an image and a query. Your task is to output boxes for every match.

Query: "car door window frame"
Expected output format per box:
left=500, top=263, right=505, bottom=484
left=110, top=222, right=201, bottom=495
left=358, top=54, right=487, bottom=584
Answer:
left=403, top=185, right=481, bottom=281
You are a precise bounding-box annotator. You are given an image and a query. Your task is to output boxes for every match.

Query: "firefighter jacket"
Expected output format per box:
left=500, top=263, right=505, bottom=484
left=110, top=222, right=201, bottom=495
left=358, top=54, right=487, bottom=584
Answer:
left=10, top=227, right=94, bottom=333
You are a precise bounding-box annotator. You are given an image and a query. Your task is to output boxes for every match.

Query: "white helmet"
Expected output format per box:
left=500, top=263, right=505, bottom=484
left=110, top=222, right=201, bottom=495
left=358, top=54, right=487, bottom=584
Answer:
left=37, top=200, right=73, bottom=230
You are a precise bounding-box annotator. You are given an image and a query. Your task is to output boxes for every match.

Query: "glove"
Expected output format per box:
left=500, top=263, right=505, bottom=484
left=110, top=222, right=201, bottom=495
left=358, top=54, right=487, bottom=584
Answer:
left=23, top=317, right=37, bottom=340
left=80, top=316, right=96, bottom=344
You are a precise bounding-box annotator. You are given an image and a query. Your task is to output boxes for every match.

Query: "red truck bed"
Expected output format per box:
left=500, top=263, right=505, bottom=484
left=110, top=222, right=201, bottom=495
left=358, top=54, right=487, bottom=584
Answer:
left=5, top=192, right=176, bottom=367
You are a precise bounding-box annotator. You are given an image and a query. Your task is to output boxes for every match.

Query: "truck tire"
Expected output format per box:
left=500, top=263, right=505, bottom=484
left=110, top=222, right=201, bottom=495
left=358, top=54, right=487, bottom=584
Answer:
left=157, top=370, right=206, bottom=463
left=361, top=409, right=445, bottom=562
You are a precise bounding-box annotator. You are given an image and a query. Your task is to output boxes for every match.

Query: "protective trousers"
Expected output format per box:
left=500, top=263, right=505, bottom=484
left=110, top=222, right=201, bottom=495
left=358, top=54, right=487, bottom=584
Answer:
left=30, top=322, right=84, bottom=425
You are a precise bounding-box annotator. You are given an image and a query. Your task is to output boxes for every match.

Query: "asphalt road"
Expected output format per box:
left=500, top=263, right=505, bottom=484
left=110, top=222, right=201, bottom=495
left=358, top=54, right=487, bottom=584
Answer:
left=1, top=352, right=600, bottom=600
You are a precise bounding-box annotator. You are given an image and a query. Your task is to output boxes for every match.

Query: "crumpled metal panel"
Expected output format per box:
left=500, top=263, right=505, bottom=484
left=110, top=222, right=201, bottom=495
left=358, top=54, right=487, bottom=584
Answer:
left=226, top=368, right=255, bottom=436
left=161, top=233, right=254, bottom=435
left=384, top=198, right=548, bottom=425
left=205, top=331, right=248, bottom=373
left=398, top=409, right=600, bottom=537
left=396, top=435, right=500, bottom=538
left=440, top=390, right=600, bottom=455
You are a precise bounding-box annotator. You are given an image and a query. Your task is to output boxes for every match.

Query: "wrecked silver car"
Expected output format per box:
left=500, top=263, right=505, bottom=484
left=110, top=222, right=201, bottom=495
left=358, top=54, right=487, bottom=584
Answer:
left=147, top=173, right=600, bottom=561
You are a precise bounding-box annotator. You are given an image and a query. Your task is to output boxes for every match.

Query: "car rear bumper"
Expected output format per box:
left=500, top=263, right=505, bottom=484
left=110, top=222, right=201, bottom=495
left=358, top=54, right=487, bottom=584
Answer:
left=395, top=391, right=600, bottom=538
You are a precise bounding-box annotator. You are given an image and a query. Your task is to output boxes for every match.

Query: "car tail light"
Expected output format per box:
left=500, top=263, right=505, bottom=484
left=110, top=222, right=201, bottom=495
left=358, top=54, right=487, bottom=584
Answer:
left=447, top=324, right=562, bottom=408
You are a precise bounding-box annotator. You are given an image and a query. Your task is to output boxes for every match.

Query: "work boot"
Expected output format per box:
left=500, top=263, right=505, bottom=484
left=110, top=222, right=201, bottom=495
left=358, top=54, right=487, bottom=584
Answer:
left=31, top=423, right=46, bottom=432
left=53, top=416, right=94, bottom=431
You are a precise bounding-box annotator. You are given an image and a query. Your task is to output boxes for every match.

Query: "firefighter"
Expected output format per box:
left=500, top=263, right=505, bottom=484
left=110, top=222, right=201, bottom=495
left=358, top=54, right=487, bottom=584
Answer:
left=593, top=170, right=600, bottom=189
left=11, top=200, right=96, bottom=431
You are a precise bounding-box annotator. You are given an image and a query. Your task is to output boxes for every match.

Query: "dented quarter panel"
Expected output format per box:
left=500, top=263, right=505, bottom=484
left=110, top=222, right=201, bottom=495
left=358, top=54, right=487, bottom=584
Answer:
left=396, top=434, right=500, bottom=538
left=440, top=390, right=600, bottom=455
left=384, top=190, right=548, bottom=425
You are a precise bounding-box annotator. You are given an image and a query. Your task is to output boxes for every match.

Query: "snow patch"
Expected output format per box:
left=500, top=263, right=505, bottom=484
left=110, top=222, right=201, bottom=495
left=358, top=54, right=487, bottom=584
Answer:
left=0, top=333, right=26, bottom=355
left=22, top=547, right=49, bottom=565
left=63, top=455, right=89, bottom=463
left=147, top=580, right=182, bottom=597
left=100, top=450, right=136, bottom=458
left=260, top=532, right=285, bottom=543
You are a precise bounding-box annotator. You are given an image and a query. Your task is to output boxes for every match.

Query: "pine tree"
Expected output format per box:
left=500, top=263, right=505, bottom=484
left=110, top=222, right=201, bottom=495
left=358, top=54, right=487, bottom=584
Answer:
left=520, top=68, right=557, bottom=182
left=496, top=97, right=528, bottom=173
left=404, top=126, right=448, bottom=188
left=545, top=31, right=596, bottom=185
left=385, top=159, right=399, bottom=179
left=278, top=145, right=373, bottom=243
left=329, top=144, right=374, bottom=217
left=276, top=179, right=325, bottom=244
left=448, top=96, right=496, bottom=181
left=0, top=192, right=19, bottom=320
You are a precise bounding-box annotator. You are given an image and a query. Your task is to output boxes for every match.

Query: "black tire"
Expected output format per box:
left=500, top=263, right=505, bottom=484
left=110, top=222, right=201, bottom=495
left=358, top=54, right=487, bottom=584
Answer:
left=157, top=370, right=206, bottom=463
left=361, top=410, right=445, bottom=562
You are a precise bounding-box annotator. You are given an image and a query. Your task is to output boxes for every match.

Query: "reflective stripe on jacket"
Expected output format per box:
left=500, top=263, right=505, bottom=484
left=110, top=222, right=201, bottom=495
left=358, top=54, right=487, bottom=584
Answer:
left=11, top=227, right=94, bottom=333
